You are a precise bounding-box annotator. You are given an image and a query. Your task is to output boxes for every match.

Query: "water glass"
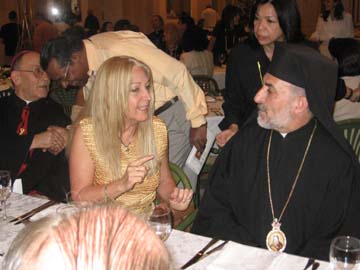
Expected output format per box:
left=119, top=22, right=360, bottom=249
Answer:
left=0, top=170, right=12, bottom=222
left=148, top=204, right=172, bottom=241
left=330, top=236, right=360, bottom=269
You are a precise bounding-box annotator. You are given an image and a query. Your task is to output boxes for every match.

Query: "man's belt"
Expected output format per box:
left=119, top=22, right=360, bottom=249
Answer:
left=154, top=96, right=179, bottom=116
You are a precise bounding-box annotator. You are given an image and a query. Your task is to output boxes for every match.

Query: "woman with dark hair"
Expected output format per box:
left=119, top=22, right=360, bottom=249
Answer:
left=216, top=0, right=308, bottom=147
left=100, top=21, right=113, bottom=32
left=180, top=26, right=213, bottom=76
left=208, top=5, right=248, bottom=66
left=310, top=0, right=353, bottom=58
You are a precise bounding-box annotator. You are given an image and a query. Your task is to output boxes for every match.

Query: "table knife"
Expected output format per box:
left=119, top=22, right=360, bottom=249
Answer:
left=10, top=200, right=57, bottom=224
left=180, top=238, right=220, bottom=269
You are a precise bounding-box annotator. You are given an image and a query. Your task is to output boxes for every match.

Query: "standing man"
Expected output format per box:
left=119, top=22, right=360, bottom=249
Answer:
left=0, top=51, right=70, bottom=201
left=192, top=42, right=360, bottom=260
left=40, top=32, right=207, bottom=168
left=84, top=9, right=100, bottom=37
left=0, top=11, right=21, bottom=64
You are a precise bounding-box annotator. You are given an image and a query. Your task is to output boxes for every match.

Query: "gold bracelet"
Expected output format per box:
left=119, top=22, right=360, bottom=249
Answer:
left=103, top=184, right=110, bottom=202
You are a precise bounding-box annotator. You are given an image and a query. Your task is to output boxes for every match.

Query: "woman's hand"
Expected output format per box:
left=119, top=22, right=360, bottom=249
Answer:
left=120, top=155, right=154, bottom=192
left=169, top=187, right=193, bottom=211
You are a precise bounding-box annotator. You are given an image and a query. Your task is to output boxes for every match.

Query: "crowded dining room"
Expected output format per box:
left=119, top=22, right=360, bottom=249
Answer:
left=1, top=0, right=360, bottom=269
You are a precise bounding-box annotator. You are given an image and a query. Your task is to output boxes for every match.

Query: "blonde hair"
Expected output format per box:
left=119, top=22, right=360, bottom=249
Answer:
left=3, top=204, right=171, bottom=270
left=84, top=56, right=158, bottom=179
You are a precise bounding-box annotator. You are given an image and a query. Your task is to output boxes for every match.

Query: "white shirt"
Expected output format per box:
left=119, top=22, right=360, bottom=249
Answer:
left=180, top=50, right=214, bottom=77
left=311, top=12, right=354, bottom=42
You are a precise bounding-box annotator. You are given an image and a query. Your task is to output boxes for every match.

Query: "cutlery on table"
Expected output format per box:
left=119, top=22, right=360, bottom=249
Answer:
left=312, top=262, right=320, bottom=270
left=201, top=240, right=229, bottom=259
left=303, top=258, right=315, bottom=270
left=180, top=238, right=220, bottom=269
left=10, top=200, right=57, bottom=225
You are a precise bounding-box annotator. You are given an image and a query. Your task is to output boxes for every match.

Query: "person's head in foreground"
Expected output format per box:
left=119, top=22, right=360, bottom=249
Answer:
left=3, top=204, right=171, bottom=270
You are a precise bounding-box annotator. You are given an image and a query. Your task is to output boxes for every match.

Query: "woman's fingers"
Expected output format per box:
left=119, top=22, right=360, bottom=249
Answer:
left=171, top=188, right=193, bottom=203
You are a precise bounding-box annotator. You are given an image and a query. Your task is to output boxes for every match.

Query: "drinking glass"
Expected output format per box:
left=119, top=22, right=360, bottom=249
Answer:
left=148, top=204, right=172, bottom=241
left=218, top=53, right=226, bottom=67
left=0, top=170, right=12, bottom=222
left=330, top=236, right=360, bottom=269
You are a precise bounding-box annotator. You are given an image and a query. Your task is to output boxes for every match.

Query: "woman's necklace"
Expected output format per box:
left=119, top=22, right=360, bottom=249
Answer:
left=121, top=141, right=131, bottom=152
left=265, top=119, right=317, bottom=252
left=121, top=131, right=135, bottom=153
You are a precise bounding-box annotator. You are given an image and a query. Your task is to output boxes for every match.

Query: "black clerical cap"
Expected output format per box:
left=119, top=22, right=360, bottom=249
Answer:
left=267, top=42, right=357, bottom=168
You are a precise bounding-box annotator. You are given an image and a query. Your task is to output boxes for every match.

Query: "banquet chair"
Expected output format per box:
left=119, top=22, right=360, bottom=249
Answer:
left=0, top=88, right=13, bottom=99
left=169, top=162, right=198, bottom=231
left=193, top=75, right=221, bottom=96
left=336, top=118, right=360, bottom=160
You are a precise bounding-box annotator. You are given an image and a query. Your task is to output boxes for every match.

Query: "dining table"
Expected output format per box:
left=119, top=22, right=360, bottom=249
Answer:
left=0, top=192, right=331, bottom=269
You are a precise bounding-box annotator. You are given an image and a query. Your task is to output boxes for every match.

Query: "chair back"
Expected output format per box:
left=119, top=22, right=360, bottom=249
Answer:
left=169, top=162, right=192, bottom=189
left=337, top=118, right=360, bottom=160
left=193, top=75, right=220, bottom=96
left=0, top=88, right=13, bottom=99
left=169, top=162, right=198, bottom=231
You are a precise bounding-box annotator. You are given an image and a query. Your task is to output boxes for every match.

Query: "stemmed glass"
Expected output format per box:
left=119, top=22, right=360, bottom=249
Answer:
left=218, top=53, right=226, bottom=67
left=330, top=236, right=360, bottom=269
left=0, top=170, right=12, bottom=223
left=148, top=204, right=172, bottom=241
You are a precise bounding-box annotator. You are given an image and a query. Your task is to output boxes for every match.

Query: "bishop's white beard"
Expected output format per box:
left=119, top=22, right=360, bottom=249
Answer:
left=257, top=103, right=293, bottom=131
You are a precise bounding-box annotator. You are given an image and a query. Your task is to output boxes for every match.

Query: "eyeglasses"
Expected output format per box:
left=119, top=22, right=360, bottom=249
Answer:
left=62, top=61, right=70, bottom=82
left=14, top=66, right=46, bottom=78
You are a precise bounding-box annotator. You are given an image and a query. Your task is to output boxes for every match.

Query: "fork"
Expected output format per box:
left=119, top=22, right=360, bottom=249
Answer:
left=303, top=258, right=315, bottom=270
left=312, top=262, right=320, bottom=270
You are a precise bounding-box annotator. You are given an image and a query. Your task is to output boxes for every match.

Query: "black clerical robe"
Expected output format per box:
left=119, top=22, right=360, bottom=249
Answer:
left=192, top=118, right=357, bottom=260
left=0, top=92, right=71, bottom=202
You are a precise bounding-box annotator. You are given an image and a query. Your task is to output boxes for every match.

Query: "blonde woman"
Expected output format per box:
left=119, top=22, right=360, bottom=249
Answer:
left=3, top=204, right=171, bottom=270
left=69, top=56, right=192, bottom=216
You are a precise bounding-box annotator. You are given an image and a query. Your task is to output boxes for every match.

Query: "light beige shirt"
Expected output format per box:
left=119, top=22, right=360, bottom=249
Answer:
left=82, top=31, right=207, bottom=128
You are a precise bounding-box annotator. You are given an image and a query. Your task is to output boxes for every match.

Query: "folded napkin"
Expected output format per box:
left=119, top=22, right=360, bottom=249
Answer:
left=206, top=241, right=307, bottom=270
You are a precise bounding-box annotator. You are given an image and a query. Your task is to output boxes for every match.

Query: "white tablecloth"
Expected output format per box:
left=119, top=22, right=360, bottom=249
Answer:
left=1, top=194, right=331, bottom=270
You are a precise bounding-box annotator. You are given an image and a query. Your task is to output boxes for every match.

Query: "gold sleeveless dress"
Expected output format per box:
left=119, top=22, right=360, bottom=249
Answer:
left=80, top=116, right=168, bottom=216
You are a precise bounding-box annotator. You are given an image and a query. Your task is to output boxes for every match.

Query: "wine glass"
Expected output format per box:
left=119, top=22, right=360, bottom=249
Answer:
left=330, top=236, right=360, bottom=269
left=148, top=204, right=172, bottom=241
left=0, top=170, right=12, bottom=223
left=218, top=53, right=226, bottom=67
